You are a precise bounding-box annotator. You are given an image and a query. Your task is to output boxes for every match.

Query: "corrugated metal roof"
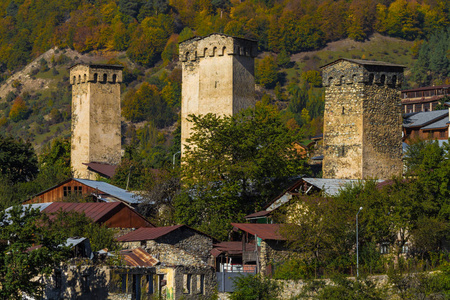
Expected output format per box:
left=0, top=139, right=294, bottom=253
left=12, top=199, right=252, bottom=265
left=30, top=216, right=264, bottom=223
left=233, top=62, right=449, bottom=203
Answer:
left=83, top=162, right=117, bottom=178
left=117, top=225, right=184, bottom=242
left=74, top=178, right=142, bottom=204
left=121, top=248, right=159, bottom=267
left=302, top=178, right=382, bottom=196
left=245, top=210, right=272, bottom=219
left=42, top=202, right=122, bottom=222
left=420, top=117, right=449, bottom=130
left=231, top=223, right=286, bottom=240
left=211, top=241, right=256, bottom=257
left=403, top=110, right=448, bottom=128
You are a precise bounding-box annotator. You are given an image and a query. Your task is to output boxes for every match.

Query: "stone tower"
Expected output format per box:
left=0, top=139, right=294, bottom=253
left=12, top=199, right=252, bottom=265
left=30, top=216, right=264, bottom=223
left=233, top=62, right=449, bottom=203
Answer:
left=179, top=33, right=258, bottom=157
left=69, top=64, right=123, bottom=179
left=321, top=59, right=405, bottom=179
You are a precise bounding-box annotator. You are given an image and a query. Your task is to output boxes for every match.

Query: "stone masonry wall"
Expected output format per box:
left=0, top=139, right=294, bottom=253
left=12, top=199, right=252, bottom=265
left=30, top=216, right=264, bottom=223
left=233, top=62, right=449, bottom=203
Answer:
left=179, top=34, right=257, bottom=157
left=322, top=59, right=404, bottom=179
left=322, top=60, right=364, bottom=179
left=259, top=240, right=293, bottom=276
left=70, top=64, right=123, bottom=179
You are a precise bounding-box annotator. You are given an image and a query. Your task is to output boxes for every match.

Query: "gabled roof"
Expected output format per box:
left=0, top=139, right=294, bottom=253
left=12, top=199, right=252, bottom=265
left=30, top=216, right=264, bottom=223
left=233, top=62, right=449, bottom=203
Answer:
left=231, top=223, right=286, bottom=241
left=403, top=110, right=448, bottom=128
left=302, top=178, right=367, bottom=196
left=211, top=241, right=256, bottom=257
left=117, top=225, right=217, bottom=242
left=73, top=178, right=142, bottom=204
left=421, top=117, right=449, bottom=130
left=321, top=58, right=406, bottom=69
left=83, top=162, right=117, bottom=178
left=43, top=202, right=124, bottom=223
left=121, top=248, right=159, bottom=267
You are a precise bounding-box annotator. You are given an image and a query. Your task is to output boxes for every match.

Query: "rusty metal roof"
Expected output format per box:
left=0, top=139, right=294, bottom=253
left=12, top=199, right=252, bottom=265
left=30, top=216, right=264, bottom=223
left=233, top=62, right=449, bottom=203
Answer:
left=83, top=162, right=117, bottom=178
left=231, top=223, right=286, bottom=241
left=117, top=224, right=218, bottom=242
left=121, top=248, right=159, bottom=267
left=117, top=225, right=185, bottom=242
left=43, top=202, right=123, bottom=223
left=245, top=210, right=272, bottom=219
left=211, top=241, right=256, bottom=257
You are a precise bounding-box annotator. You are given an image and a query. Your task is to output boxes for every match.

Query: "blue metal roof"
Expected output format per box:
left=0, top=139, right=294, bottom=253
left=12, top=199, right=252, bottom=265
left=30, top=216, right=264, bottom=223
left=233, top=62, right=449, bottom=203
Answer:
left=403, top=110, right=448, bottom=128
left=420, top=117, right=449, bottom=130
left=73, top=178, right=142, bottom=204
left=302, top=178, right=382, bottom=197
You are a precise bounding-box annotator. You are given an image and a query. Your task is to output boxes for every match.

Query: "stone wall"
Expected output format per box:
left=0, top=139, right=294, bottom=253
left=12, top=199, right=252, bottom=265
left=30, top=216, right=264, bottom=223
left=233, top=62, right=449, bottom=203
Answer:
left=179, top=34, right=257, bottom=157
left=321, top=59, right=404, bottom=179
left=70, top=64, right=123, bottom=179
left=166, top=265, right=216, bottom=300
left=259, top=240, right=293, bottom=276
left=155, top=227, right=214, bottom=264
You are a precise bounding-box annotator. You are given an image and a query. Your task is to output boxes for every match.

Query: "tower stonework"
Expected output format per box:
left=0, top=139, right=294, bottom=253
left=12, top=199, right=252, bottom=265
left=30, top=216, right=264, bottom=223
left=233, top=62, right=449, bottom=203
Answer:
left=69, top=64, right=123, bottom=179
left=321, top=59, right=405, bottom=179
left=179, top=33, right=258, bottom=157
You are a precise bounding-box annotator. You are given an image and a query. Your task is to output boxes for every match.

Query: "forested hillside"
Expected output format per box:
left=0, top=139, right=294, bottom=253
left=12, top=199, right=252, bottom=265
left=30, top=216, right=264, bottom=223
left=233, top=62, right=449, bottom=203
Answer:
left=0, top=0, right=448, bottom=171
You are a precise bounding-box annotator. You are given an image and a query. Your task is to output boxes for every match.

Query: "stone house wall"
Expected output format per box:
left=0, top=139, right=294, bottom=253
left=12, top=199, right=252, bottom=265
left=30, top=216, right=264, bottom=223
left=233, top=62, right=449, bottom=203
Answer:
left=321, top=59, right=404, bottom=179
left=259, top=240, right=293, bottom=276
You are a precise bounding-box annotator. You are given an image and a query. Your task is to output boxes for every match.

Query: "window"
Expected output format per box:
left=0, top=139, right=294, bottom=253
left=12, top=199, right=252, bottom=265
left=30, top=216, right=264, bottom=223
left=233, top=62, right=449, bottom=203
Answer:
left=197, top=274, right=204, bottom=295
left=440, top=131, right=447, bottom=138
left=81, top=274, right=90, bottom=292
left=183, top=274, right=191, bottom=294
left=380, top=243, right=389, bottom=254
left=74, top=186, right=82, bottom=194
left=54, top=270, right=62, bottom=289
left=63, top=186, right=71, bottom=197
left=103, top=73, right=107, bottom=83
left=93, top=73, right=98, bottom=83
left=402, top=242, right=409, bottom=254
left=147, top=275, right=154, bottom=294
left=121, top=274, right=127, bottom=293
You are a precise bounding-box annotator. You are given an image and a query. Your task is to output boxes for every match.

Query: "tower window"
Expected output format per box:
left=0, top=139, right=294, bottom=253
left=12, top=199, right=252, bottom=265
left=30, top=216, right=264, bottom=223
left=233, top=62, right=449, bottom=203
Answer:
left=78, top=75, right=81, bottom=84
left=380, top=74, right=385, bottom=85
left=339, top=75, right=344, bottom=85
left=368, top=73, right=374, bottom=84
left=212, top=47, right=217, bottom=57
left=203, top=48, right=208, bottom=57
left=342, top=107, right=345, bottom=114
left=103, top=73, right=107, bottom=83
left=391, top=75, right=397, bottom=87
left=185, top=52, right=190, bottom=61
left=84, top=74, right=87, bottom=82
left=93, top=73, right=98, bottom=83
left=221, top=46, right=226, bottom=56
left=73, top=76, right=76, bottom=84
left=112, top=74, right=117, bottom=83
left=328, top=77, right=333, bottom=86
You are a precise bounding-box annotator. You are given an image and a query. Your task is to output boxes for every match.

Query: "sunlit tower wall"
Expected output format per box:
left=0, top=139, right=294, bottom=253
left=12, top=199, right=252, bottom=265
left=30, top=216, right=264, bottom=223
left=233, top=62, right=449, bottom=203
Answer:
left=321, top=58, right=405, bottom=179
left=69, top=64, right=123, bottom=179
left=179, top=33, right=258, bottom=158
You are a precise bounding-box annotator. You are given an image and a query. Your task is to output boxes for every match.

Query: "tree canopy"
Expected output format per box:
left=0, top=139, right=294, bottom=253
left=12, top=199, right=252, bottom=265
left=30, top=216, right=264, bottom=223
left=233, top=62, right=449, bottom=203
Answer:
left=177, top=101, right=309, bottom=239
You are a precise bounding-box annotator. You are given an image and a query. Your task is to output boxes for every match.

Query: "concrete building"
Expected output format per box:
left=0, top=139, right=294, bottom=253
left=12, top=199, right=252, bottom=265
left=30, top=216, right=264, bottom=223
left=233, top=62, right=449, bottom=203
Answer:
left=321, top=59, right=405, bottom=179
left=178, top=33, right=258, bottom=157
left=69, top=64, right=123, bottom=179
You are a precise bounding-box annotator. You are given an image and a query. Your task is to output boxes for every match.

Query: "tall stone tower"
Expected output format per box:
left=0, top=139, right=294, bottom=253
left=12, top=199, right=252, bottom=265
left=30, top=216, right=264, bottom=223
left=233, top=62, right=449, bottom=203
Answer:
left=321, top=59, right=405, bottom=179
left=69, top=64, right=123, bottom=179
left=179, top=33, right=258, bottom=157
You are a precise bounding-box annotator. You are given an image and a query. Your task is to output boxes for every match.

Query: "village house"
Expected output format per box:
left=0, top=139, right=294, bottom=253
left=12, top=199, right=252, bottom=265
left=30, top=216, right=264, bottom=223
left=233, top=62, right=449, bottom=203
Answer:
left=401, top=84, right=450, bottom=113
left=24, top=178, right=143, bottom=208
left=402, top=109, right=449, bottom=142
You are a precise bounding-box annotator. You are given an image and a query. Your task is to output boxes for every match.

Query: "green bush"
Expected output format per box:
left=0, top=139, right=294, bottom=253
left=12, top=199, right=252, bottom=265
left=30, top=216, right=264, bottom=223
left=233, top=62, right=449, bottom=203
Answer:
left=230, top=274, right=280, bottom=300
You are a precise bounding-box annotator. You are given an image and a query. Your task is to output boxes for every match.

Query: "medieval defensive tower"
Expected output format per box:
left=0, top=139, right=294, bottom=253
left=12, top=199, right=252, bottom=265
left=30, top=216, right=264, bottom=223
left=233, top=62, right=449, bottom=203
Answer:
left=179, top=33, right=258, bottom=157
left=321, top=58, right=405, bottom=179
left=69, top=64, right=123, bottom=179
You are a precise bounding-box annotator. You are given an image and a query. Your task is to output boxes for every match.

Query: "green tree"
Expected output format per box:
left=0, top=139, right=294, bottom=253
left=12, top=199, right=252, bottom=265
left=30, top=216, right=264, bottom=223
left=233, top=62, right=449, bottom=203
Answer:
left=0, top=135, right=38, bottom=184
left=255, top=56, right=278, bottom=89
left=179, top=101, right=308, bottom=239
left=0, top=206, right=69, bottom=299
left=9, top=96, right=29, bottom=122
left=229, top=274, right=280, bottom=300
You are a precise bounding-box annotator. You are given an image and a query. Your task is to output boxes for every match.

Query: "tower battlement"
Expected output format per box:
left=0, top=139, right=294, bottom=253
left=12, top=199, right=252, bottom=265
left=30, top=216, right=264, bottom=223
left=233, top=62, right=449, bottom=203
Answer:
left=179, top=33, right=258, bottom=62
